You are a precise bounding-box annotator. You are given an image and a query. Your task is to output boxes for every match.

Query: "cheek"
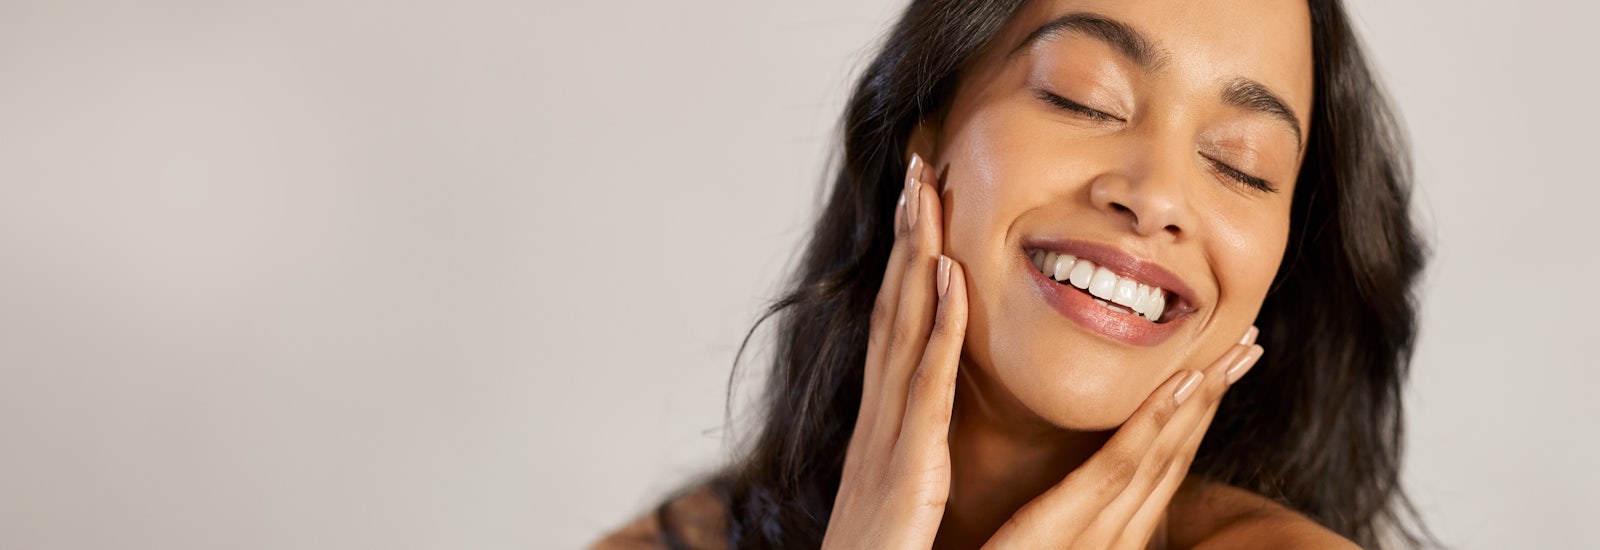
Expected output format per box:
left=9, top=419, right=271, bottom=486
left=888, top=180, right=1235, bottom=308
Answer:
left=1208, top=199, right=1292, bottom=321
left=937, top=114, right=1030, bottom=279
left=936, top=108, right=1066, bottom=267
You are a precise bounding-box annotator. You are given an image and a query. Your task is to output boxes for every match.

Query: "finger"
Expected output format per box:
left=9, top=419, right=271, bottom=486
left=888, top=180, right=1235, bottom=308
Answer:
left=898, top=256, right=967, bottom=453
left=984, top=367, right=1206, bottom=548
left=872, top=157, right=944, bottom=441
left=857, top=154, right=929, bottom=447
left=989, top=339, right=1256, bottom=548
left=1092, top=344, right=1263, bottom=547
left=1116, top=398, right=1220, bottom=549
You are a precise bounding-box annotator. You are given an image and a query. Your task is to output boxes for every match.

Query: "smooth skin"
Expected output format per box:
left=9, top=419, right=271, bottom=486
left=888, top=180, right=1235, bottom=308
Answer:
left=593, top=159, right=1352, bottom=550
left=894, top=0, right=1323, bottom=546
left=596, top=0, right=1361, bottom=547
left=819, top=157, right=1269, bottom=549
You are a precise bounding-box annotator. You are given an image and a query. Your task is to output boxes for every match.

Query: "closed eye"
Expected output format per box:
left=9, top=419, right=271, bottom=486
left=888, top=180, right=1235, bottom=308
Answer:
left=1035, top=89, right=1122, bottom=122
left=1203, top=155, right=1278, bottom=193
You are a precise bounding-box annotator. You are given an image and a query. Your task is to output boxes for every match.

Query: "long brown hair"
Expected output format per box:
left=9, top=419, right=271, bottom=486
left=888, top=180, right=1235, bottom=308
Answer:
left=660, top=0, right=1431, bottom=547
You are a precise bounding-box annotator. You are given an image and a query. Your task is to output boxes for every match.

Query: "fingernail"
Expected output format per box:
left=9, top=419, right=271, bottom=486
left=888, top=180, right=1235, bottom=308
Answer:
left=1239, top=326, right=1259, bottom=345
left=905, top=154, right=922, bottom=230
left=907, top=153, right=922, bottom=187
left=937, top=255, right=952, bottom=297
left=1173, top=371, right=1203, bottom=406
left=896, top=190, right=906, bottom=232
left=1226, top=345, right=1264, bottom=385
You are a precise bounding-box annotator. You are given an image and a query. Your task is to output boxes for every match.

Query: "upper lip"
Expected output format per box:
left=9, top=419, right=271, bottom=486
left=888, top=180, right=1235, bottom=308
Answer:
left=1021, top=238, right=1200, bottom=318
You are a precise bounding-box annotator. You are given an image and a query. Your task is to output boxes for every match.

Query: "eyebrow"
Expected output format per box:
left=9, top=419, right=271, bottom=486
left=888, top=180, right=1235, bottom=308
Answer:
left=1011, top=12, right=1305, bottom=151
left=1221, top=78, right=1304, bottom=151
left=1010, top=12, right=1166, bottom=69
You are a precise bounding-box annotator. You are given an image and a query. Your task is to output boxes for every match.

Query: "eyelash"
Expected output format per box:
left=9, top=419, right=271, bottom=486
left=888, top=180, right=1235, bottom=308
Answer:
left=1036, top=89, right=1278, bottom=193
left=1205, top=156, right=1278, bottom=193
left=1036, top=89, right=1120, bottom=122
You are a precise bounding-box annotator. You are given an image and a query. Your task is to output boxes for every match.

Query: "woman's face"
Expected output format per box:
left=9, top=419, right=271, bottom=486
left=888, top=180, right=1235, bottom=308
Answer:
left=924, top=0, right=1313, bottom=430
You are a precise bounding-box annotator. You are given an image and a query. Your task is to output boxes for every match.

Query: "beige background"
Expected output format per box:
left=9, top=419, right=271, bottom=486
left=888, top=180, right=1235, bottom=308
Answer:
left=0, top=0, right=1594, bottom=548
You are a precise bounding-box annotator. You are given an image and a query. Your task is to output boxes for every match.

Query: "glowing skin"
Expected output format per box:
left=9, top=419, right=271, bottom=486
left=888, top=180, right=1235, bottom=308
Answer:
left=600, top=1, right=1328, bottom=547
left=915, top=0, right=1311, bottom=434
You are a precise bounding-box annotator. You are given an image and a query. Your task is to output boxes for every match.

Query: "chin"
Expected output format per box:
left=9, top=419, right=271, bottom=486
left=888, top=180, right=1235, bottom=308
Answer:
left=963, top=299, right=1178, bottom=432
left=1000, top=333, right=1161, bottom=431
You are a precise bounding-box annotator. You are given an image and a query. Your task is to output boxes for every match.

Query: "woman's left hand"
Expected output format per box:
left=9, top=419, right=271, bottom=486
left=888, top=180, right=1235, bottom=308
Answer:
left=980, top=330, right=1263, bottom=550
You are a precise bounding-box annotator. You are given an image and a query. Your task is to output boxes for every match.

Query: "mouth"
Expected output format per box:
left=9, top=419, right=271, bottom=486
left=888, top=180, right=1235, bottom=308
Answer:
left=1020, top=240, right=1200, bottom=346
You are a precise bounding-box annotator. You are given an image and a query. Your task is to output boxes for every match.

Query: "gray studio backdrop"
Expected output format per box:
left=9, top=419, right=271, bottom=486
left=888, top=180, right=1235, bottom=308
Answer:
left=0, top=0, right=1594, bottom=548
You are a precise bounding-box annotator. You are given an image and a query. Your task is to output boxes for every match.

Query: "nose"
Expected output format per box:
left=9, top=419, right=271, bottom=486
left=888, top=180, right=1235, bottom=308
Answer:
left=1088, top=161, right=1192, bottom=239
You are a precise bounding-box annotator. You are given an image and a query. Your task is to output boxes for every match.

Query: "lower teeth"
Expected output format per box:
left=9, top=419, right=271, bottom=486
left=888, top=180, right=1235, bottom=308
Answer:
left=1095, top=299, right=1134, bottom=315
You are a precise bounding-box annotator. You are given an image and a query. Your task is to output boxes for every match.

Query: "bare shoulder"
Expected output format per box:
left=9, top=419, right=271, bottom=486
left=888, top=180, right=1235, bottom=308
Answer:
left=589, top=484, right=728, bottom=550
left=1169, top=478, right=1360, bottom=550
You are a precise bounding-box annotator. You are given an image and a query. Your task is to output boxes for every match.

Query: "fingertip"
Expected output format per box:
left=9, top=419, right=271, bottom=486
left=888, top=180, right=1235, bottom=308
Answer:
left=895, top=189, right=906, bottom=233
left=937, top=255, right=952, bottom=297
left=917, top=154, right=937, bottom=189
left=933, top=257, right=968, bottom=332
left=1226, top=345, right=1265, bottom=385
left=1172, top=370, right=1204, bottom=406
left=938, top=256, right=967, bottom=295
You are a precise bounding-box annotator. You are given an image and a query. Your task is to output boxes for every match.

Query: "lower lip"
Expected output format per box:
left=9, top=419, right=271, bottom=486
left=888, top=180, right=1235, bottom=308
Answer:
left=1022, top=253, right=1182, bottom=347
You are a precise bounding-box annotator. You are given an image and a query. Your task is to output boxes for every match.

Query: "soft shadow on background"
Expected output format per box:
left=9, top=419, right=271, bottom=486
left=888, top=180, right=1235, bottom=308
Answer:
left=0, top=0, right=1594, bottom=548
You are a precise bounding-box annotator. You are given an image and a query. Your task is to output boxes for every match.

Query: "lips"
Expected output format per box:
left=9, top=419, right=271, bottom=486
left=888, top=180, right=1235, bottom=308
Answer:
left=1028, top=250, right=1171, bottom=321
left=1019, top=239, right=1199, bottom=346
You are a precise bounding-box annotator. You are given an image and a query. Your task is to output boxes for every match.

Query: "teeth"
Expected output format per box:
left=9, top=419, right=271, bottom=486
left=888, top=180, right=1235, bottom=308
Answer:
left=1052, top=254, right=1076, bottom=282
left=1068, top=260, right=1094, bottom=289
left=1088, top=267, right=1118, bottom=300
left=1029, top=250, right=1172, bottom=322
left=1097, top=299, right=1132, bottom=314
left=1132, top=284, right=1154, bottom=315
left=1112, top=278, right=1138, bottom=308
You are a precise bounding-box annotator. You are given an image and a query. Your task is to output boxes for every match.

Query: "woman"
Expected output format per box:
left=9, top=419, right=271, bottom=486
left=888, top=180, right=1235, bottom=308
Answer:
left=600, top=0, right=1428, bottom=547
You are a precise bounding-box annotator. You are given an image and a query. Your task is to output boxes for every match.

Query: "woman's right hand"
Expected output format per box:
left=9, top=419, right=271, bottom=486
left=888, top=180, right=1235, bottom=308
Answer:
left=820, top=153, right=1265, bottom=549
left=821, top=153, right=966, bottom=549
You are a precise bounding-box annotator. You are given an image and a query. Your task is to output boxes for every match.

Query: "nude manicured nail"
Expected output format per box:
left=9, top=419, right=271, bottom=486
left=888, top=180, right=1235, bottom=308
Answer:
left=895, top=191, right=907, bottom=231
left=1173, top=371, right=1203, bottom=406
left=937, top=255, right=952, bottom=297
left=905, top=154, right=922, bottom=230
left=1226, top=345, right=1264, bottom=385
left=1239, top=326, right=1259, bottom=345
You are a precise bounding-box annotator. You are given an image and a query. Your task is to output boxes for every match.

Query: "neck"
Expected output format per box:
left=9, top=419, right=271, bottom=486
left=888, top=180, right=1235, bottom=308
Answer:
left=932, top=362, right=1112, bottom=550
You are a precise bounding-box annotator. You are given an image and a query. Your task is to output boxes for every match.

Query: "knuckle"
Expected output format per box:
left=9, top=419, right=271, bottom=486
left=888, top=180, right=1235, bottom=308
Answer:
left=894, top=257, right=933, bottom=308
left=930, top=306, right=966, bottom=338
left=886, top=317, right=917, bottom=357
left=901, top=230, right=926, bottom=257
left=1146, top=399, right=1177, bottom=426
left=1096, top=451, right=1140, bottom=490
left=905, top=365, right=939, bottom=404
left=869, top=295, right=895, bottom=331
left=904, top=367, right=927, bottom=400
left=1199, top=372, right=1230, bottom=402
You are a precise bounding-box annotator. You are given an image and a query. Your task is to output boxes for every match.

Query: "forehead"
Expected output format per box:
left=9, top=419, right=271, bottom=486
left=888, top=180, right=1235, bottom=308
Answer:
left=977, top=0, right=1314, bottom=132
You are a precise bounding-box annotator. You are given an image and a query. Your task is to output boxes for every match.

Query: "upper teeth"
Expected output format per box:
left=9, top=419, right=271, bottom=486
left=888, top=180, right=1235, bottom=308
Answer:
left=1030, top=250, right=1169, bottom=322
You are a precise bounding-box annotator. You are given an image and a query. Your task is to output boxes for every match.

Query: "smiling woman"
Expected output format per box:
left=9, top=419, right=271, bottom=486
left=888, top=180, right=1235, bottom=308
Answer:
left=596, top=0, right=1427, bottom=548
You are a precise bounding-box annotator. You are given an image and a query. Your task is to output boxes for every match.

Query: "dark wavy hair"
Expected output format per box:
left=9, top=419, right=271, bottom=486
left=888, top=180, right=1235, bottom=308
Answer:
left=655, top=0, right=1430, bottom=547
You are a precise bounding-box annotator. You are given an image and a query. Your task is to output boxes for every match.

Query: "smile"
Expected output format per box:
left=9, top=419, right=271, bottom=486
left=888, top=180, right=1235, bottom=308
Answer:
left=1028, top=250, right=1170, bottom=322
left=1019, top=240, right=1199, bottom=346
